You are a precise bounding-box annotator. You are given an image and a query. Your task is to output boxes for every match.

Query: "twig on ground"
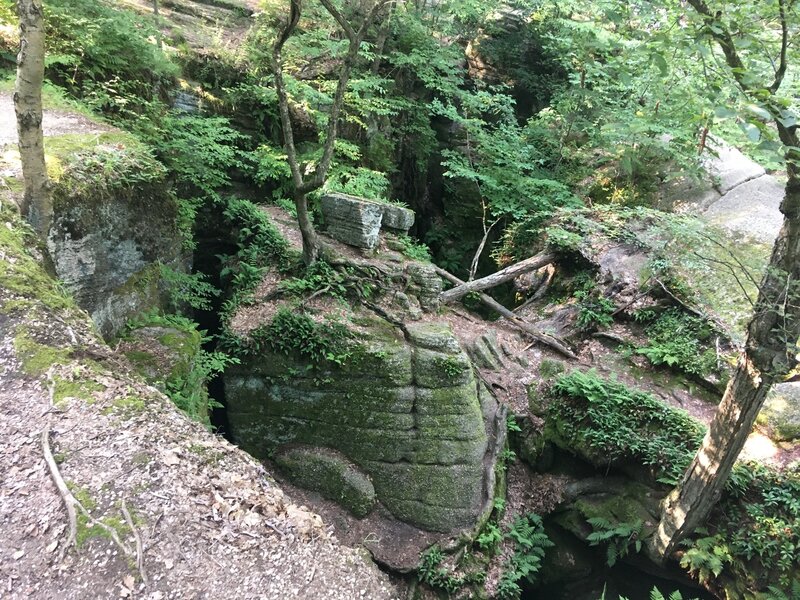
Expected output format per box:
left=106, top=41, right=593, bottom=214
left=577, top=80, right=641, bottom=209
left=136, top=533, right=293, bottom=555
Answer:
left=122, top=500, right=148, bottom=585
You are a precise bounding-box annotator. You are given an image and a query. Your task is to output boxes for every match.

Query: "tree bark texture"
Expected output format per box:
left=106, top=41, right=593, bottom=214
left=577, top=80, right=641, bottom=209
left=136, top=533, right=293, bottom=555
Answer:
left=652, top=182, right=800, bottom=560
left=439, top=252, right=555, bottom=303
left=14, top=0, right=52, bottom=238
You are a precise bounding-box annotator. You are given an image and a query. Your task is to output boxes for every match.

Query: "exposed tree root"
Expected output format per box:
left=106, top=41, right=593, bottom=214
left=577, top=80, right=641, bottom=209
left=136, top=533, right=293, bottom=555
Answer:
left=42, top=371, right=147, bottom=581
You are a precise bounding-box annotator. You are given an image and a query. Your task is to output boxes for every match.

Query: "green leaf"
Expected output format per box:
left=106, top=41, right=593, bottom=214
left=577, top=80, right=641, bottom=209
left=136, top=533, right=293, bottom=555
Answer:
left=740, top=122, right=761, bottom=142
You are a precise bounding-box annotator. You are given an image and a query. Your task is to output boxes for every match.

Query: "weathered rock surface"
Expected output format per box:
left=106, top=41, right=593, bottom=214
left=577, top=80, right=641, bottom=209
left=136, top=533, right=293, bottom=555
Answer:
left=275, top=446, right=376, bottom=518
left=321, top=193, right=384, bottom=249
left=706, top=143, right=766, bottom=195
left=321, top=193, right=416, bottom=249
left=381, top=203, right=415, bottom=233
left=226, top=318, right=499, bottom=532
left=47, top=149, right=185, bottom=339
left=758, top=382, right=800, bottom=442
left=703, top=175, right=785, bottom=244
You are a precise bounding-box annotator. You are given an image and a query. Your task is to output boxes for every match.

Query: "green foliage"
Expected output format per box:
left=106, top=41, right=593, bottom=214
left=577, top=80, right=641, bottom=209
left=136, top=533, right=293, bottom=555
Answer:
left=227, top=307, right=352, bottom=366
left=573, top=278, right=615, bottom=331
left=44, top=0, right=177, bottom=112
left=217, top=196, right=294, bottom=319
left=52, top=136, right=166, bottom=199
left=124, top=312, right=239, bottom=426
left=680, top=533, right=733, bottom=584
left=711, top=464, right=800, bottom=590
left=417, top=546, right=464, bottom=594
left=154, top=115, right=245, bottom=197
left=548, top=370, right=705, bottom=484
left=476, top=521, right=503, bottom=553
left=497, top=514, right=554, bottom=600
left=395, top=234, right=432, bottom=262
left=159, top=265, right=220, bottom=312
left=586, top=516, right=643, bottom=567
left=277, top=261, right=350, bottom=300
left=634, top=308, right=717, bottom=377
left=166, top=348, right=238, bottom=426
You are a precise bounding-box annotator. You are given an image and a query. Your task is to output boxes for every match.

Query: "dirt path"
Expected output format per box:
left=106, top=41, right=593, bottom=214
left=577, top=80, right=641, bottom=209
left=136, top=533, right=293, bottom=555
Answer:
left=0, top=93, right=111, bottom=147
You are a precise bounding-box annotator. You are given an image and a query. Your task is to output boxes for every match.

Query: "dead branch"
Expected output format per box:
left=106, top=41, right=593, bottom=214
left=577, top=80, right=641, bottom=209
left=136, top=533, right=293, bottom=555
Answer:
left=440, top=252, right=555, bottom=303
left=513, top=264, right=556, bottom=314
left=434, top=266, right=577, bottom=359
left=122, top=500, right=148, bottom=586
left=42, top=417, right=78, bottom=551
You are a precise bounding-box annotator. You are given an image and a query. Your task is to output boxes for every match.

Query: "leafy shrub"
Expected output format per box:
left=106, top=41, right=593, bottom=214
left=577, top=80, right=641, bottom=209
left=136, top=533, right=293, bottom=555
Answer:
left=159, top=265, right=220, bottom=312
left=396, top=234, right=432, bottom=262
left=586, top=517, right=644, bottom=566
left=634, top=308, right=717, bottom=377
left=224, top=307, right=352, bottom=366
left=417, top=546, right=463, bottom=594
left=548, top=370, right=705, bottom=483
left=45, top=0, right=177, bottom=109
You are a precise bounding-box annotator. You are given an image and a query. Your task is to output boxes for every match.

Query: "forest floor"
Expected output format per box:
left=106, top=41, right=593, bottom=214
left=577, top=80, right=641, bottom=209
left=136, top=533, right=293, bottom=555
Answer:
left=0, top=96, right=400, bottom=600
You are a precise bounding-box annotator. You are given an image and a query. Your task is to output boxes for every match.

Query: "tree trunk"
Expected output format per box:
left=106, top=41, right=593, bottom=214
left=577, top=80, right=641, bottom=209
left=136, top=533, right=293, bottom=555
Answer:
left=294, top=189, right=320, bottom=265
left=14, top=0, right=52, bottom=238
left=439, top=252, right=555, bottom=303
left=651, top=179, right=800, bottom=560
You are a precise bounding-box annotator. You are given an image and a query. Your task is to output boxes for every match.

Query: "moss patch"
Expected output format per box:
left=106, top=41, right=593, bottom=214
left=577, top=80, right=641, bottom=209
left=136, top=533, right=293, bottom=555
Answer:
left=0, top=211, right=77, bottom=314
left=53, top=376, right=105, bottom=405
left=13, top=330, right=71, bottom=376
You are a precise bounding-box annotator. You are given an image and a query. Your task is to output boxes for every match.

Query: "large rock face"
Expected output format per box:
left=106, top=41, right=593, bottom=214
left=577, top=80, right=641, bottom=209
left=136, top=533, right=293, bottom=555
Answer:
left=47, top=143, right=185, bottom=338
left=225, top=318, right=498, bottom=532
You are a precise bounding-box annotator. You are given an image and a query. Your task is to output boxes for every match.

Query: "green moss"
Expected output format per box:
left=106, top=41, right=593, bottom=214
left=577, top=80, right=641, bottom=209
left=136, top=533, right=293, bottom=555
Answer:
left=102, top=396, right=146, bottom=418
left=124, top=349, right=159, bottom=372
left=53, top=376, right=105, bottom=405
left=275, top=446, right=376, bottom=518
left=13, top=330, right=71, bottom=376
left=47, top=132, right=166, bottom=195
left=0, top=213, right=77, bottom=314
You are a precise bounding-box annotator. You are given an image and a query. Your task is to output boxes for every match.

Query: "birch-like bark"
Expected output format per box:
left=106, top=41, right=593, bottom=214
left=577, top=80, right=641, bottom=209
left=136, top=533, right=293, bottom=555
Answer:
left=14, top=0, right=52, bottom=238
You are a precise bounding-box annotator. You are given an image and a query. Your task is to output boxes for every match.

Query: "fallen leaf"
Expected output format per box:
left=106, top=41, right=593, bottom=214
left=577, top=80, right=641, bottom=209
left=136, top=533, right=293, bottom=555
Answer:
left=162, top=451, right=180, bottom=466
left=45, top=540, right=59, bottom=553
left=123, top=575, right=134, bottom=590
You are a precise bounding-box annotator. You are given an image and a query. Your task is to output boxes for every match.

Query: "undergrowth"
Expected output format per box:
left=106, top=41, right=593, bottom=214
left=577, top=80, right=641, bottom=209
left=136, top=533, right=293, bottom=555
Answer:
left=547, top=370, right=705, bottom=484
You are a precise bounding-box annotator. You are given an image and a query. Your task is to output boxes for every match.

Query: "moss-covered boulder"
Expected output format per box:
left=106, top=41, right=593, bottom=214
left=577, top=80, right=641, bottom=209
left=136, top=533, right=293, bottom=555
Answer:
left=120, top=324, right=202, bottom=392
left=46, top=134, right=186, bottom=338
left=275, top=445, right=376, bottom=518
left=225, top=319, right=498, bottom=533
left=757, top=382, right=800, bottom=441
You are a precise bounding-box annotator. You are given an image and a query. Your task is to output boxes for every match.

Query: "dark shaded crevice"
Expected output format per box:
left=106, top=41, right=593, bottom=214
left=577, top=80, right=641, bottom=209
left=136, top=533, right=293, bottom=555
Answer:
left=192, top=200, right=238, bottom=439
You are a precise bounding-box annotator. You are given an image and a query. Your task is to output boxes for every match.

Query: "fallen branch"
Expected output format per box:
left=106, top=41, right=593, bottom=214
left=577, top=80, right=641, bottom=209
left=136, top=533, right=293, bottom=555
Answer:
left=434, top=266, right=577, bottom=359
left=42, top=422, right=133, bottom=557
left=440, top=251, right=555, bottom=303
left=122, top=500, right=148, bottom=586
left=42, top=418, right=78, bottom=551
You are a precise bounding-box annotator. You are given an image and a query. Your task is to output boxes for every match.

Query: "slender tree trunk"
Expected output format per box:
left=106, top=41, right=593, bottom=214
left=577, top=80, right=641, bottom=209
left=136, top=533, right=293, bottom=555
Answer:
left=14, top=0, right=52, bottom=238
left=651, top=177, right=800, bottom=560
left=294, top=189, right=320, bottom=264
